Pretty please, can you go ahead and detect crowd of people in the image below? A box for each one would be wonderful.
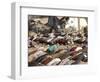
[28,16,88,66]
